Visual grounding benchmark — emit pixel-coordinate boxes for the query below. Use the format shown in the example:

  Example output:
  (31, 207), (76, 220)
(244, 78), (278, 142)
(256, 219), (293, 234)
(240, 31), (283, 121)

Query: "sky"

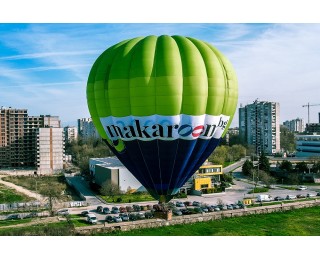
(1, 23), (320, 127)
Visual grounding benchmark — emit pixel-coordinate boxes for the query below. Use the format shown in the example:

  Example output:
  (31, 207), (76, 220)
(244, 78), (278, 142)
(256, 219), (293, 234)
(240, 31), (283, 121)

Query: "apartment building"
(64, 126), (78, 143)
(0, 107), (64, 173)
(77, 118), (99, 140)
(283, 118), (305, 133)
(239, 100), (280, 155)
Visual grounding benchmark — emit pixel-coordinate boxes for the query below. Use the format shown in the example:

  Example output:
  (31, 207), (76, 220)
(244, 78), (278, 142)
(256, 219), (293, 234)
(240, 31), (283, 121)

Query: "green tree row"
(208, 144), (247, 165)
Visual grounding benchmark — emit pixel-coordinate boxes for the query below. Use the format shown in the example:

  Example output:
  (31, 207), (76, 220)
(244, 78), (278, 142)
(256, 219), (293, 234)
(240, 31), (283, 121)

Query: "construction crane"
(302, 102), (320, 124)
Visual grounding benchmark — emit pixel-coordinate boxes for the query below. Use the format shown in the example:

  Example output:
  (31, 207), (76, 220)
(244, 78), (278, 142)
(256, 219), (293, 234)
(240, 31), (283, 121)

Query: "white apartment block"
(283, 118), (305, 133)
(239, 100), (280, 155)
(64, 126), (78, 143)
(36, 128), (65, 174)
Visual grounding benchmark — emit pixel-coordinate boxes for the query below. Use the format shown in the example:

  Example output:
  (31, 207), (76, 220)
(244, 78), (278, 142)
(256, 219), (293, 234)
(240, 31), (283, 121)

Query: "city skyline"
(1, 23), (320, 127)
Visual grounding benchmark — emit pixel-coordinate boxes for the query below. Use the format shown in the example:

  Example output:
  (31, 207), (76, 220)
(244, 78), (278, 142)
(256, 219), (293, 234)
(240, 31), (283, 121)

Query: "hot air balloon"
(87, 35), (238, 203)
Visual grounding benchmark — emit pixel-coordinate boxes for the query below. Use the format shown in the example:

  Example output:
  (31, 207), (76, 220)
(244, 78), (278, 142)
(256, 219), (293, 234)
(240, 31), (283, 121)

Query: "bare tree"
(100, 181), (121, 201)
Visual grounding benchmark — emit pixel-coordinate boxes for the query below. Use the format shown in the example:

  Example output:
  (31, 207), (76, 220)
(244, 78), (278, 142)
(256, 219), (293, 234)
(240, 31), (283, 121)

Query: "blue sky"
(1, 23), (320, 127)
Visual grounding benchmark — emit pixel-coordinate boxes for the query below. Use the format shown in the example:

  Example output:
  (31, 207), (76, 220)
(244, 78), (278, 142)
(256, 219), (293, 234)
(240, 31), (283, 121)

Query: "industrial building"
(296, 134), (320, 157)
(89, 157), (143, 192)
(239, 100), (280, 155)
(0, 106), (65, 173)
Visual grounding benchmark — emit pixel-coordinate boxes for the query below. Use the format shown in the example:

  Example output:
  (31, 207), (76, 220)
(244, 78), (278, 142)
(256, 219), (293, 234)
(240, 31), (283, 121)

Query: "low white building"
(89, 157), (143, 192)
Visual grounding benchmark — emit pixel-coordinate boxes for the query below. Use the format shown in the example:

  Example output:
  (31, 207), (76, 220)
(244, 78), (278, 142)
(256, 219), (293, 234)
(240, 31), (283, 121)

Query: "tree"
(208, 145), (228, 165)
(279, 160), (293, 172)
(242, 160), (254, 176)
(100, 181), (121, 200)
(39, 176), (64, 216)
(280, 125), (296, 153)
(295, 161), (308, 173)
(259, 151), (270, 172)
(259, 170), (276, 188)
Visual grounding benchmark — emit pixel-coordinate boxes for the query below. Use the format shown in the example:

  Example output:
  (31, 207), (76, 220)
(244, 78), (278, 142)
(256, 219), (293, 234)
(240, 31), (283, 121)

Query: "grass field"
(0, 183), (34, 203)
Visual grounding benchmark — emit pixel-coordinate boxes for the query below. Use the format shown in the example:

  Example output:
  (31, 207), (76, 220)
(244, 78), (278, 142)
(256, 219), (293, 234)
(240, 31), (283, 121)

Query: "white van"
(87, 213), (98, 224)
(256, 194), (271, 202)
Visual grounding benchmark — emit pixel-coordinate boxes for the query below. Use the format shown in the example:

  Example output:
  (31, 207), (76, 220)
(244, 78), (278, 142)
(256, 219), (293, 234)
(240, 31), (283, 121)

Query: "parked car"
(144, 211), (154, 219)
(226, 204), (234, 210)
(113, 215), (123, 223)
(231, 204), (240, 209)
(175, 201), (185, 207)
(212, 206), (221, 211)
(184, 201), (192, 206)
(25, 212), (38, 218)
(297, 194), (306, 198)
(129, 213), (138, 221)
(317, 192), (320, 196)
(119, 207), (127, 213)
(105, 215), (114, 223)
(126, 206), (134, 212)
(307, 193), (316, 198)
(96, 206), (103, 213)
(137, 212), (146, 220)
(6, 214), (21, 220)
(86, 213), (98, 224)
(207, 206), (215, 212)
(237, 203), (245, 209)
(200, 206), (209, 213)
(297, 186), (307, 190)
(274, 196), (285, 201)
(133, 204), (141, 212)
(193, 207), (203, 213)
(56, 209), (70, 216)
(103, 207), (111, 214)
(111, 206), (119, 214)
(146, 205), (153, 210)
(172, 209), (183, 216)
(81, 210), (90, 216)
(286, 195), (297, 200)
(217, 204), (227, 210)
(180, 209), (193, 215)
(192, 201), (201, 207)
(119, 213), (129, 221)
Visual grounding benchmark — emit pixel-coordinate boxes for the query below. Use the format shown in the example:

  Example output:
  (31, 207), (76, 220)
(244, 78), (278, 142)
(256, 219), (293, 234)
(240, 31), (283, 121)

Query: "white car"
(297, 186), (307, 190)
(86, 213), (98, 224)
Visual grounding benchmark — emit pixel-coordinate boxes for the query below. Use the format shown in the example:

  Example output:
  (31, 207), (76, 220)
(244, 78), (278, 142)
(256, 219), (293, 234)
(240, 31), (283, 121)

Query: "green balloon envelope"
(87, 35), (238, 202)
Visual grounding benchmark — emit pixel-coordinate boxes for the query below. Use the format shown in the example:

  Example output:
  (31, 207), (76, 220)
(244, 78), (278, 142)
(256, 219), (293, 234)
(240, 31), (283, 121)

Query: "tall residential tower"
(239, 100), (280, 155)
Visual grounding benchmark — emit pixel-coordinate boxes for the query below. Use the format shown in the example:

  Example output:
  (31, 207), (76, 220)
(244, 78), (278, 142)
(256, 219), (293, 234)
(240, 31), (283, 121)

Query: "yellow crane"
(302, 103), (320, 124)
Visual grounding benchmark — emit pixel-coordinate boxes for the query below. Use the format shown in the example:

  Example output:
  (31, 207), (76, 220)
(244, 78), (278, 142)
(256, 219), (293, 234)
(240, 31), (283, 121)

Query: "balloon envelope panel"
(87, 35), (238, 202)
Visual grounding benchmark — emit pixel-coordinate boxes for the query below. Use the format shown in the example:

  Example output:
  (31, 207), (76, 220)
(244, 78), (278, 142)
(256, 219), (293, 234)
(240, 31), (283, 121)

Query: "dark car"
(237, 203), (245, 209)
(133, 204), (141, 212)
(105, 215), (114, 223)
(231, 204), (240, 209)
(97, 206), (103, 213)
(207, 206), (215, 212)
(184, 201), (193, 206)
(193, 207), (203, 213)
(317, 192), (320, 196)
(6, 214), (21, 220)
(172, 209), (183, 216)
(145, 211), (154, 219)
(175, 201), (185, 207)
(103, 207), (111, 214)
(274, 196), (285, 201)
(81, 210), (90, 216)
(180, 209), (193, 215)
(297, 194), (306, 198)
(25, 212), (38, 218)
(140, 205), (148, 211)
(111, 206), (119, 214)
(119, 213), (129, 221)
(200, 206), (209, 213)
(192, 201), (201, 207)
(129, 213), (138, 221)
